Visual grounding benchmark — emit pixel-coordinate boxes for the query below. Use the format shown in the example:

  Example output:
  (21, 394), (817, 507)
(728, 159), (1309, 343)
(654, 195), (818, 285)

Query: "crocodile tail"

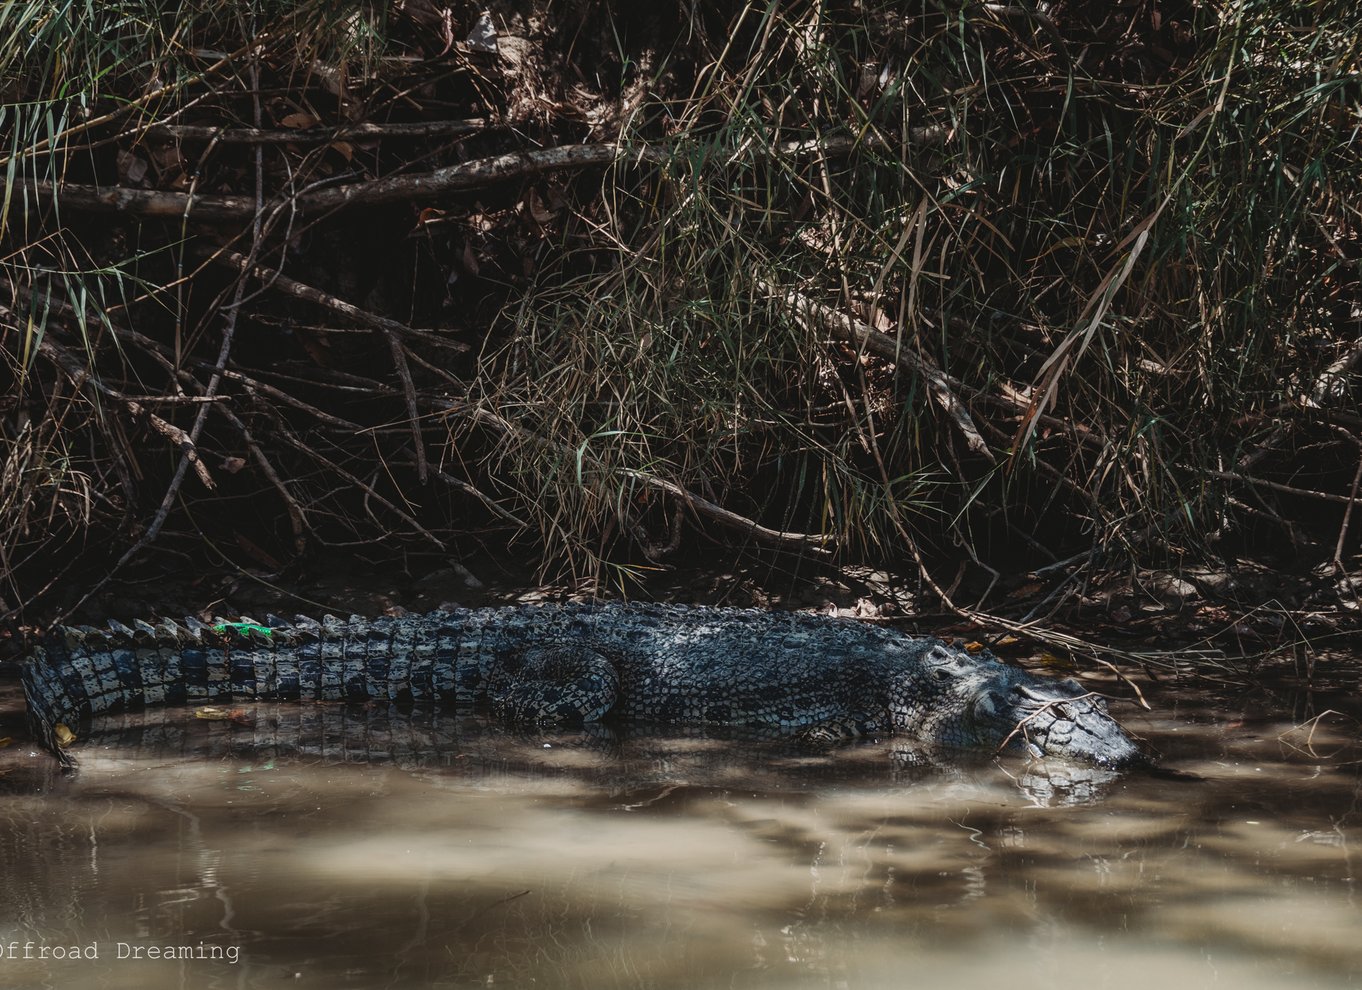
(21, 657), (76, 770)
(21, 616), (309, 768)
(21, 612), (476, 767)
(24, 618), (234, 763)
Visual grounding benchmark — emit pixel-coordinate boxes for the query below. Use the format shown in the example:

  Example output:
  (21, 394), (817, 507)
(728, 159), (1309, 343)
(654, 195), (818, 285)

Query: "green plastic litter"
(211, 621), (274, 637)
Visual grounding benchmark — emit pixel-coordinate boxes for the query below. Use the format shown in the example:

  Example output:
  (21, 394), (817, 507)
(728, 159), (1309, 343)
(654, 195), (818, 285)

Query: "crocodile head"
(892, 642), (1145, 769)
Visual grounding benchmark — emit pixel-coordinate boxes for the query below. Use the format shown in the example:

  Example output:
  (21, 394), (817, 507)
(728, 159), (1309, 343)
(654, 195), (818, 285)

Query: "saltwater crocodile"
(20, 603), (1144, 769)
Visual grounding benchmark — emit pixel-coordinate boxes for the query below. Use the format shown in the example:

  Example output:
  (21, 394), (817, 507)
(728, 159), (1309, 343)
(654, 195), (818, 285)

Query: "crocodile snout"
(975, 680), (1146, 769)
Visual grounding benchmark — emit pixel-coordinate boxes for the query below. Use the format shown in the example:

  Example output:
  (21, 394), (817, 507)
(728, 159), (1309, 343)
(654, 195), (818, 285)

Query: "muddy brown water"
(1, 672), (1360, 990)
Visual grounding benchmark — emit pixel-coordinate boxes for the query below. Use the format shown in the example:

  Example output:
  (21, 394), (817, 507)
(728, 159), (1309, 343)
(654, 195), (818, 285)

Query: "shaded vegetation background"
(1, 0), (1359, 638)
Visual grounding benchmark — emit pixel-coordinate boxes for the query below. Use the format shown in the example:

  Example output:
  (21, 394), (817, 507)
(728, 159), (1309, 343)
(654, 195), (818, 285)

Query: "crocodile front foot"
(488, 643), (620, 725)
(796, 710), (891, 750)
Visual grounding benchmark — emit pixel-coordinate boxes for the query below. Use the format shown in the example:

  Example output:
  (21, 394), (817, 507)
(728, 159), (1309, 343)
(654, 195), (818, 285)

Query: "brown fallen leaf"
(54, 724), (77, 747)
(417, 206), (447, 227)
(279, 111), (319, 129)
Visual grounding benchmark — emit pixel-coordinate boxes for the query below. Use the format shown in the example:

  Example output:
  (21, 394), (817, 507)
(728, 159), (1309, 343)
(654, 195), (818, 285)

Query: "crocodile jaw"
(970, 678), (1145, 769)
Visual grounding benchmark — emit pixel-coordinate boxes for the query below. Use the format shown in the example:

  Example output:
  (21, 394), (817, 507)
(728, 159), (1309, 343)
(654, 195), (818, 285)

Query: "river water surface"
(1, 669), (1360, 990)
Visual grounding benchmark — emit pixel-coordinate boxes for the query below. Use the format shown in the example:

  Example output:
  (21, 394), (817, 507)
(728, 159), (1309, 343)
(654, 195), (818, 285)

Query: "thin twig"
(1199, 467), (1358, 505)
(992, 694), (1101, 758)
(35, 339), (217, 490)
(620, 469), (834, 552)
(110, 321), (368, 431)
(212, 404), (310, 554)
(762, 280), (993, 460)
(1332, 437), (1362, 572)
(385, 332), (428, 482)
(197, 246), (467, 348)
(144, 117), (491, 145)
(273, 430), (480, 588)
(428, 469), (529, 528)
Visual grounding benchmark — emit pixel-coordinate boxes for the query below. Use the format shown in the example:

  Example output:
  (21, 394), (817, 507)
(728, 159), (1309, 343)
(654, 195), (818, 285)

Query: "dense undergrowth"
(0, 0), (1359, 624)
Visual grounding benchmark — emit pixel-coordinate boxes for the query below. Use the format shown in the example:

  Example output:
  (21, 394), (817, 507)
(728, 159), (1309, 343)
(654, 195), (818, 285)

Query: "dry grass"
(1, 0), (1359, 617)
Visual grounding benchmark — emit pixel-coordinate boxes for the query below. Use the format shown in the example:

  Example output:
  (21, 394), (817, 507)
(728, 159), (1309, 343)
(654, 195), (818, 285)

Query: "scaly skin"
(21, 603), (1145, 769)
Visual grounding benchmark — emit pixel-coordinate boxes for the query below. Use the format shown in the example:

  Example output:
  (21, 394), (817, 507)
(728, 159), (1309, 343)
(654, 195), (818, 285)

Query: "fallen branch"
(124, 401), (217, 490)
(14, 144), (663, 221)
(1200, 467), (1359, 506)
(195, 245), (469, 348)
(620, 470), (834, 553)
(12, 131), (943, 221)
(145, 117), (491, 145)
(111, 320), (367, 431)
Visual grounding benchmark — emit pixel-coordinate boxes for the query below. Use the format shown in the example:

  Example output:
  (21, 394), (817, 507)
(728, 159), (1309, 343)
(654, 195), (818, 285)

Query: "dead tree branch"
(197, 246), (469, 348)
(10, 132), (945, 221)
(145, 117), (491, 145)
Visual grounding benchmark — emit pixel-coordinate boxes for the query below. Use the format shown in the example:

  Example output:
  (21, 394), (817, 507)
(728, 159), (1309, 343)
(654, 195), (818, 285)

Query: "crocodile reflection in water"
(61, 702), (1127, 808)
(21, 603), (1145, 770)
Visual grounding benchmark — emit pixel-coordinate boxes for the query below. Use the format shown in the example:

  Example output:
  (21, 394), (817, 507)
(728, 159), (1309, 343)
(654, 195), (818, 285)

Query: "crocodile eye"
(933, 668), (953, 681)
(978, 690), (1004, 715)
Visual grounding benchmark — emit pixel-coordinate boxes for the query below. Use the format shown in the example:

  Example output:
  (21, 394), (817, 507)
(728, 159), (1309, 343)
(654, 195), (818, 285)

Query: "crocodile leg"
(796, 709), (892, 748)
(487, 643), (619, 724)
